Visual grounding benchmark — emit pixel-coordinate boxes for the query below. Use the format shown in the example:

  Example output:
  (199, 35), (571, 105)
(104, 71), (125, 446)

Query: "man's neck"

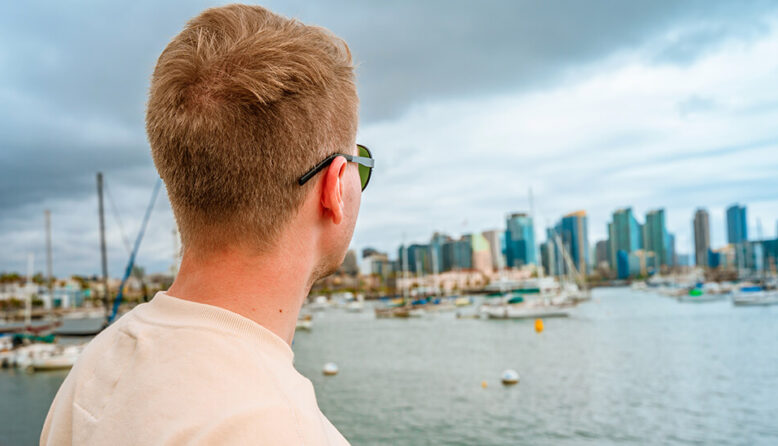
(167, 241), (315, 345)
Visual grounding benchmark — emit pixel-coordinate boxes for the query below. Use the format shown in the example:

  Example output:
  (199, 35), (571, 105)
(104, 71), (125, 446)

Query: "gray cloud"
(2, 0), (778, 274)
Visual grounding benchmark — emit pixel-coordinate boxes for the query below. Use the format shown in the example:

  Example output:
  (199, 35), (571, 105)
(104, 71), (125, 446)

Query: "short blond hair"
(146, 4), (358, 250)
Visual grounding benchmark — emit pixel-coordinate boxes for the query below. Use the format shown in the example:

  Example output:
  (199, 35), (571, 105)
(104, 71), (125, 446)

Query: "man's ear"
(320, 156), (348, 225)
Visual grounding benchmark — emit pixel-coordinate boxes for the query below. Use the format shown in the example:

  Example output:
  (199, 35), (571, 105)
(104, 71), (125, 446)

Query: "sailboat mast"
(97, 173), (110, 316)
(430, 243), (440, 296)
(401, 235), (409, 305)
(26, 253), (34, 327)
(45, 210), (53, 306)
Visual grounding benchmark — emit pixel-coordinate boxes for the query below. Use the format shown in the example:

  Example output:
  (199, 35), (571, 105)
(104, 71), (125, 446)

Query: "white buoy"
(501, 369), (519, 385)
(322, 362), (339, 376)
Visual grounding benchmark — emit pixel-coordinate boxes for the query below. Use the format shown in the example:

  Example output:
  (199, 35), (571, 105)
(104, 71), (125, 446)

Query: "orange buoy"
(534, 318), (544, 333)
(481, 380), (488, 389)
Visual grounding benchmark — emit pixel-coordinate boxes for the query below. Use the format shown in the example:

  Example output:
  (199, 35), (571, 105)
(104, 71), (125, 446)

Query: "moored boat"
(731, 286), (778, 306)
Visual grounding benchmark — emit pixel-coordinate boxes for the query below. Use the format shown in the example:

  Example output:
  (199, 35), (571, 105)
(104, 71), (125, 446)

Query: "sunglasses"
(297, 144), (374, 191)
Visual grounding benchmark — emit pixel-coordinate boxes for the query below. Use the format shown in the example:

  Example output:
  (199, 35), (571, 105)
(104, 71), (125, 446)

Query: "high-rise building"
(470, 233), (493, 273)
(482, 229), (506, 270)
(442, 237), (473, 271)
(553, 210), (590, 276)
(398, 244), (432, 275)
(540, 239), (557, 276)
(644, 209), (669, 267)
(429, 232), (451, 273)
(594, 240), (610, 269)
(726, 204), (748, 244)
(504, 213), (536, 268)
(608, 207), (641, 278)
(693, 208), (710, 267)
(666, 233), (676, 267)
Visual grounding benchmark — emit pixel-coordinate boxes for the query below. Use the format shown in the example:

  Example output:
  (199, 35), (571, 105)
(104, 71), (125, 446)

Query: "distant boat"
(17, 344), (83, 373)
(678, 287), (725, 303)
(480, 295), (570, 320)
(731, 286), (778, 306)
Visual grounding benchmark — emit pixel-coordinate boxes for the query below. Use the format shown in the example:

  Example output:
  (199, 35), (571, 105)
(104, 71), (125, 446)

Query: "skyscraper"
(442, 237), (473, 271)
(555, 210), (590, 276)
(429, 232), (451, 273)
(644, 209), (668, 266)
(540, 239), (557, 276)
(470, 233), (493, 273)
(482, 229), (506, 270)
(726, 204), (748, 244)
(608, 207), (641, 278)
(397, 244), (433, 275)
(504, 213), (536, 268)
(595, 240), (609, 268)
(693, 208), (710, 267)
(666, 233), (676, 267)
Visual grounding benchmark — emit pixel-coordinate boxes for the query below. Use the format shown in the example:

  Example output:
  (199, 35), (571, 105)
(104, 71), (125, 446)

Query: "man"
(41, 4), (373, 445)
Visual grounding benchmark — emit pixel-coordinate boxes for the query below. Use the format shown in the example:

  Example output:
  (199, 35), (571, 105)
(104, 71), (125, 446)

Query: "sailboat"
(55, 174), (162, 336)
(731, 286), (778, 306)
(481, 194), (587, 320)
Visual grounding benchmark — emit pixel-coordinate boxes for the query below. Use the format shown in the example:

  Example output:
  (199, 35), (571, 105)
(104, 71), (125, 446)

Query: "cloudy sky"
(2, 0), (778, 277)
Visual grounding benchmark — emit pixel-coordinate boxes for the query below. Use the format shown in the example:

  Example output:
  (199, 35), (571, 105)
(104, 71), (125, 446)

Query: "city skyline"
(386, 201), (775, 276)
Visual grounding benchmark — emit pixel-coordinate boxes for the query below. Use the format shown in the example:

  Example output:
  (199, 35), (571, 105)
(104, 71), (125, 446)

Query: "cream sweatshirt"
(41, 292), (349, 445)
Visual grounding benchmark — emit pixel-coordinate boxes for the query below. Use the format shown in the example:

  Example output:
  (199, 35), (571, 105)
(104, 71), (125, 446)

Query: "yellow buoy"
(481, 380), (488, 389)
(535, 318), (544, 333)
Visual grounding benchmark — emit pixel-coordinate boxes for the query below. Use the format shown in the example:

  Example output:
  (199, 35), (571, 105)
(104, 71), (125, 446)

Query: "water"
(2, 288), (777, 445)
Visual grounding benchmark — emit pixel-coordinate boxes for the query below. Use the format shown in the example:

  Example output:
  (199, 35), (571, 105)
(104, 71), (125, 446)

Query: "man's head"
(146, 4), (360, 274)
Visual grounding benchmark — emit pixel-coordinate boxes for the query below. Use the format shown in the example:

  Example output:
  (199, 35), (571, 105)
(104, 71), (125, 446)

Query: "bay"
(2, 288), (777, 445)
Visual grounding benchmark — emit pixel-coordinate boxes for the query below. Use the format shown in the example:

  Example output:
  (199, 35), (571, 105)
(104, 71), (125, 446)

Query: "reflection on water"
(2, 288), (777, 445)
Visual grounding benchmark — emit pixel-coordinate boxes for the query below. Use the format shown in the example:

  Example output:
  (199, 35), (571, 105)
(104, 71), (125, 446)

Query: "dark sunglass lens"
(357, 145), (372, 190)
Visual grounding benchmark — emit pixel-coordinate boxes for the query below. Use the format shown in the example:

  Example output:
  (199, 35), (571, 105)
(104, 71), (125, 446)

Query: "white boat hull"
(481, 305), (569, 320)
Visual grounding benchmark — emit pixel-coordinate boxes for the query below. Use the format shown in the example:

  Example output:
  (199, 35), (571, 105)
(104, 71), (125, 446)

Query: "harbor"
(2, 287), (777, 445)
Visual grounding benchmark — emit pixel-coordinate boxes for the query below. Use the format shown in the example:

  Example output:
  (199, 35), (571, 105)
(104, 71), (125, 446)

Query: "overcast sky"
(2, 1), (778, 277)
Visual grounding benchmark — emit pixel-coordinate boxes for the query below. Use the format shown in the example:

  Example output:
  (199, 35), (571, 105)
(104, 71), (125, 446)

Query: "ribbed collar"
(136, 291), (294, 363)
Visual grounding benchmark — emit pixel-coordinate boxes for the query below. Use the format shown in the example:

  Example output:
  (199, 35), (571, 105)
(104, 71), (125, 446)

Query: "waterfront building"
(482, 229), (506, 270)
(608, 207), (641, 278)
(540, 239), (557, 277)
(360, 251), (394, 278)
(628, 250), (657, 277)
(644, 209), (669, 267)
(595, 240), (610, 269)
(709, 244), (736, 270)
(693, 209), (711, 267)
(557, 210), (590, 276)
(504, 212), (536, 268)
(666, 233), (676, 267)
(398, 244), (432, 275)
(429, 232), (451, 273)
(470, 232), (493, 274)
(442, 237), (473, 271)
(726, 204), (748, 244)
(762, 238), (778, 272)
